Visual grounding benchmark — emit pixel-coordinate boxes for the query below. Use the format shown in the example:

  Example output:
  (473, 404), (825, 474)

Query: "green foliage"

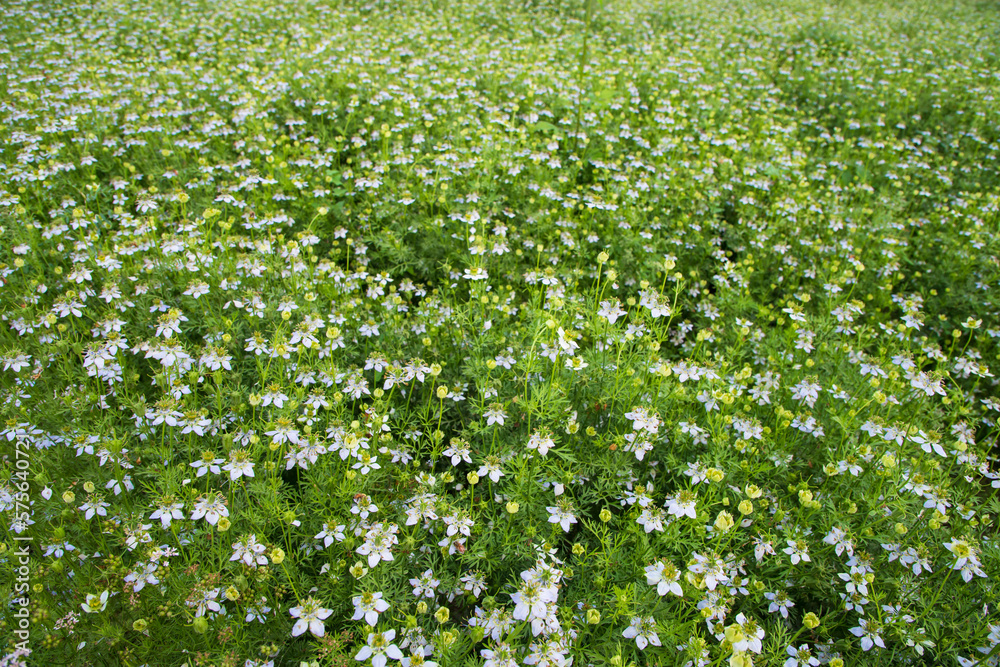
(0, 0), (999, 666)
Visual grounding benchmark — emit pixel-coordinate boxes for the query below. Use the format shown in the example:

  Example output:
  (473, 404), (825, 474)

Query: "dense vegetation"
(1, 0), (999, 665)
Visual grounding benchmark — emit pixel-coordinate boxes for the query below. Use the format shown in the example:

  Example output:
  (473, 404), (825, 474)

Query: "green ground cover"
(1, 0), (999, 665)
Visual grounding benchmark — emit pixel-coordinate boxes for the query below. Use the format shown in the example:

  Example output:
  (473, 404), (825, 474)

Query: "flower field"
(2, 0), (1000, 665)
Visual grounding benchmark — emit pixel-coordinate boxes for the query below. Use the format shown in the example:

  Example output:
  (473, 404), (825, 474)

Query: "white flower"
(790, 379), (822, 408)
(150, 501), (184, 529)
(510, 579), (559, 637)
(526, 430), (554, 456)
(442, 440), (472, 466)
(644, 561), (683, 597)
(245, 598), (272, 623)
(222, 449), (255, 481)
(190, 454), (224, 477)
(264, 421), (300, 446)
(356, 522), (399, 568)
(231, 535), (269, 568)
(624, 406), (661, 434)
(622, 615), (661, 650)
(290, 597), (333, 638)
(784, 644), (820, 667)
(124, 562), (160, 592)
(481, 643), (518, 667)
(191, 493), (229, 525)
(822, 526), (854, 558)
(597, 299), (626, 324)
(546, 500), (578, 533)
(483, 405), (507, 426)
(315, 523), (346, 548)
(783, 539), (811, 565)
(355, 629), (404, 667)
(725, 614), (765, 654)
(399, 647), (438, 667)
(351, 494), (379, 519)
(81, 590), (109, 613)
(2, 353), (33, 373)
(409, 570), (441, 599)
(477, 457), (505, 483)
(461, 572), (487, 598)
(352, 591), (390, 626)
(188, 587), (222, 617)
(687, 552), (729, 591)
(849, 618), (885, 651)
(636, 507), (666, 533)
(765, 590), (795, 618)
(664, 490), (698, 520)
(944, 537), (987, 582)
(79, 498), (110, 520)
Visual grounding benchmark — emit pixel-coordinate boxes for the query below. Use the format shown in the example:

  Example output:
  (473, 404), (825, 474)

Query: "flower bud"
(192, 616), (209, 634)
(599, 508), (612, 523)
(802, 612), (820, 629)
(724, 624), (745, 645)
(714, 511), (734, 533)
(435, 606), (450, 623)
(270, 547), (285, 565)
(505, 501), (519, 514)
(729, 653), (752, 667)
(586, 608), (601, 625)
